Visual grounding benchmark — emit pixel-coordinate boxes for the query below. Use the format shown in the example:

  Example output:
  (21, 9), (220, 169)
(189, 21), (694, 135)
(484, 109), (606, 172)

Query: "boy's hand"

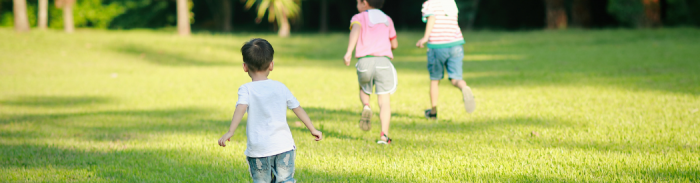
(218, 132), (234, 147)
(310, 130), (323, 141)
(343, 52), (352, 66)
(416, 37), (429, 48)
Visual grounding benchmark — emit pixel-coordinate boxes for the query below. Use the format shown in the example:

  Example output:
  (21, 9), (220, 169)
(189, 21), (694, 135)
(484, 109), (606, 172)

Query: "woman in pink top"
(343, 0), (398, 144)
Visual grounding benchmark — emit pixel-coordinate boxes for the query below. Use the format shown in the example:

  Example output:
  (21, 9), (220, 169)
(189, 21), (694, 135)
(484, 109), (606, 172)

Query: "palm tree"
(243, 0), (300, 37)
(13, 0), (30, 32)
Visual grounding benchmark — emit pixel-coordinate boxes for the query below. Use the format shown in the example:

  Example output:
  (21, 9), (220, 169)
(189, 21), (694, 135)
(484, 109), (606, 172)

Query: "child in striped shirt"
(415, 0), (476, 119)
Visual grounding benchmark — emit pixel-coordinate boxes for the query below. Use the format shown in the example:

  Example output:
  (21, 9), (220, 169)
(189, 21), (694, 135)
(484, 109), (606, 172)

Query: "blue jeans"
(247, 150), (296, 183)
(427, 45), (464, 80)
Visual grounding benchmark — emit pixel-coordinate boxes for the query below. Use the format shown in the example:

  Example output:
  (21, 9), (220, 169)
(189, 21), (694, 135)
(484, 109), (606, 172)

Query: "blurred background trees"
(176, 0), (190, 36)
(37, 0), (46, 29)
(1, 0), (698, 34)
(55, 0), (75, 33)
(12, 0), (29, 32)
(571, 0), (591, 28)
(545, 0), (568, 29)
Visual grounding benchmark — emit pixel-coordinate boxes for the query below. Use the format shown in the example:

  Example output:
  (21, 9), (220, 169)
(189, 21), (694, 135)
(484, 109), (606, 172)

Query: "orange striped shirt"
(422, 0), (465, 48)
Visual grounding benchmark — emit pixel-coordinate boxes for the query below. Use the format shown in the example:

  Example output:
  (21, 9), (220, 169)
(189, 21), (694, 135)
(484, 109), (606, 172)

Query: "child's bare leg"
(450, 79), (467, 89)
(377, 94), (391, 139)
(429, 80), (440, 114)
(359, 89), (370, 106)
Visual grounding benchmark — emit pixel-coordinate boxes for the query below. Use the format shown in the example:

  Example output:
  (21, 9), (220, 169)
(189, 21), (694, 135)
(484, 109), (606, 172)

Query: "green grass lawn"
(1, 28), (699, 182)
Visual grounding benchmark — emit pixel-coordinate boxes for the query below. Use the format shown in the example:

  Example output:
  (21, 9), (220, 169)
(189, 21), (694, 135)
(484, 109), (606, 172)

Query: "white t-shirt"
(236, 79), (300, 157)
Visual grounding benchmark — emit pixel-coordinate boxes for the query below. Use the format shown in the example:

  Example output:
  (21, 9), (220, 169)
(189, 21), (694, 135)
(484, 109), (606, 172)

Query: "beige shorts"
(356, 57), (397, 95)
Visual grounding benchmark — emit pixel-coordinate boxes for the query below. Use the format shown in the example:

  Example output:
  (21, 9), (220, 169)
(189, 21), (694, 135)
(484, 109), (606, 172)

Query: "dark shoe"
(424, 109), (437, 119)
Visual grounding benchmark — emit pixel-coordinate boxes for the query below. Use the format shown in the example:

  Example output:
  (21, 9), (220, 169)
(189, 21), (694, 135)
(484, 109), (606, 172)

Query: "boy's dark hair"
(241, 38), (274, 72)
(363, 0), (384, 9)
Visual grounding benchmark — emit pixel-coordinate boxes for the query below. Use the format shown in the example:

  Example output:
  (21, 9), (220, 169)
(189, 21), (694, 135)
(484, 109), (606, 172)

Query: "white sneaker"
(462, 86), (476, 113)
(360, 105), (372, 131)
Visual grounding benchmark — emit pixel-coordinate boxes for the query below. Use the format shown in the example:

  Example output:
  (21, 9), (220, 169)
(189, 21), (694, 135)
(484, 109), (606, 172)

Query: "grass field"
(1, 28), (699, 182)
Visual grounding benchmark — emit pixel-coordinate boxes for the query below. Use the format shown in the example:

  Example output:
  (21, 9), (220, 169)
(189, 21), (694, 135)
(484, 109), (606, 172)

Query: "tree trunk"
(177, 0), (191, 36)
(279, 17), (290, 37)
(465, 0), (480, 31)
(544, 0), (567, 29)
(39, 0), (49, 30)
(320, 0), (328, 33)
(641, 0), (661, 27)
(13, 0), (30, 32)
(62, 1), (74, 33)
(222, 0), (232, 31)
(572, 0), (591, 28)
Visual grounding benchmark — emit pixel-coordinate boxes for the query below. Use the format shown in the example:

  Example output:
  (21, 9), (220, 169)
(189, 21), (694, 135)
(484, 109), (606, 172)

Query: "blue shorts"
(247, 150), (296, 183)
(427, 45), (464, 80)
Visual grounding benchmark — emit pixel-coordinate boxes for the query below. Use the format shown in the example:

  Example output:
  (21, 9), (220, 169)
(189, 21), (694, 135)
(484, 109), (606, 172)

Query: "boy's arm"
(343, 24), (361, 66)
(218, 104), (248, 147)
(416, 15), (436, 48)
(291, 107), (323, 141)
(391, 38), (398, 50)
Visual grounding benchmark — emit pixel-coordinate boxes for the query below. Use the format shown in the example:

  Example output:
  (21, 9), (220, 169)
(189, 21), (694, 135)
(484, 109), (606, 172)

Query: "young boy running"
(218, 38), (322, 182)
(343, 0), (398, 144)
(415, 0), (476, 119)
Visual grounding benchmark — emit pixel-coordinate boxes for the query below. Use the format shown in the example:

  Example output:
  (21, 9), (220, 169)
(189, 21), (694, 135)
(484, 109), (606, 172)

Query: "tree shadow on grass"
(390, 53), (700, 95)
(2, 143), (695, 182)
(0, 107), (225, 142)
(1, 103), (696, 182)
(468, 168), (699, 182)
(0, 96), (112, 107)
(291, 107), (698, 155)
(539, 139), (700, 154)
(0, 144), (408, 182)
(112, 43), (235, 66)
(291, 107), (571, 143)
(624, 167), (700, 182)
(301, 107), (414, 121)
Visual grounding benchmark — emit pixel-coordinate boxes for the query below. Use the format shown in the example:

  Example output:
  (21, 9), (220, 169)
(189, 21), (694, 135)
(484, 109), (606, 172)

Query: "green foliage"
(0, 1), (37, 27)
(0, 28), (699, 182)
(73, 0), (126, 28)
(607, 0), (644, 27)
(608, 0), (700, 27)
(0, 12), (12, 27)
(664, 0), (700, 26)
(48, 4), (64, 29)
(0, 0), (125, 29)
(26, 3), (37, 26)
(107, 0), (176, 29)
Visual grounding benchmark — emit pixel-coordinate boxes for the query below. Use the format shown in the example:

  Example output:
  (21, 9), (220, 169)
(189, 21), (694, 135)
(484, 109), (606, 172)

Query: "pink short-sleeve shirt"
(350, 10), (397, 59)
